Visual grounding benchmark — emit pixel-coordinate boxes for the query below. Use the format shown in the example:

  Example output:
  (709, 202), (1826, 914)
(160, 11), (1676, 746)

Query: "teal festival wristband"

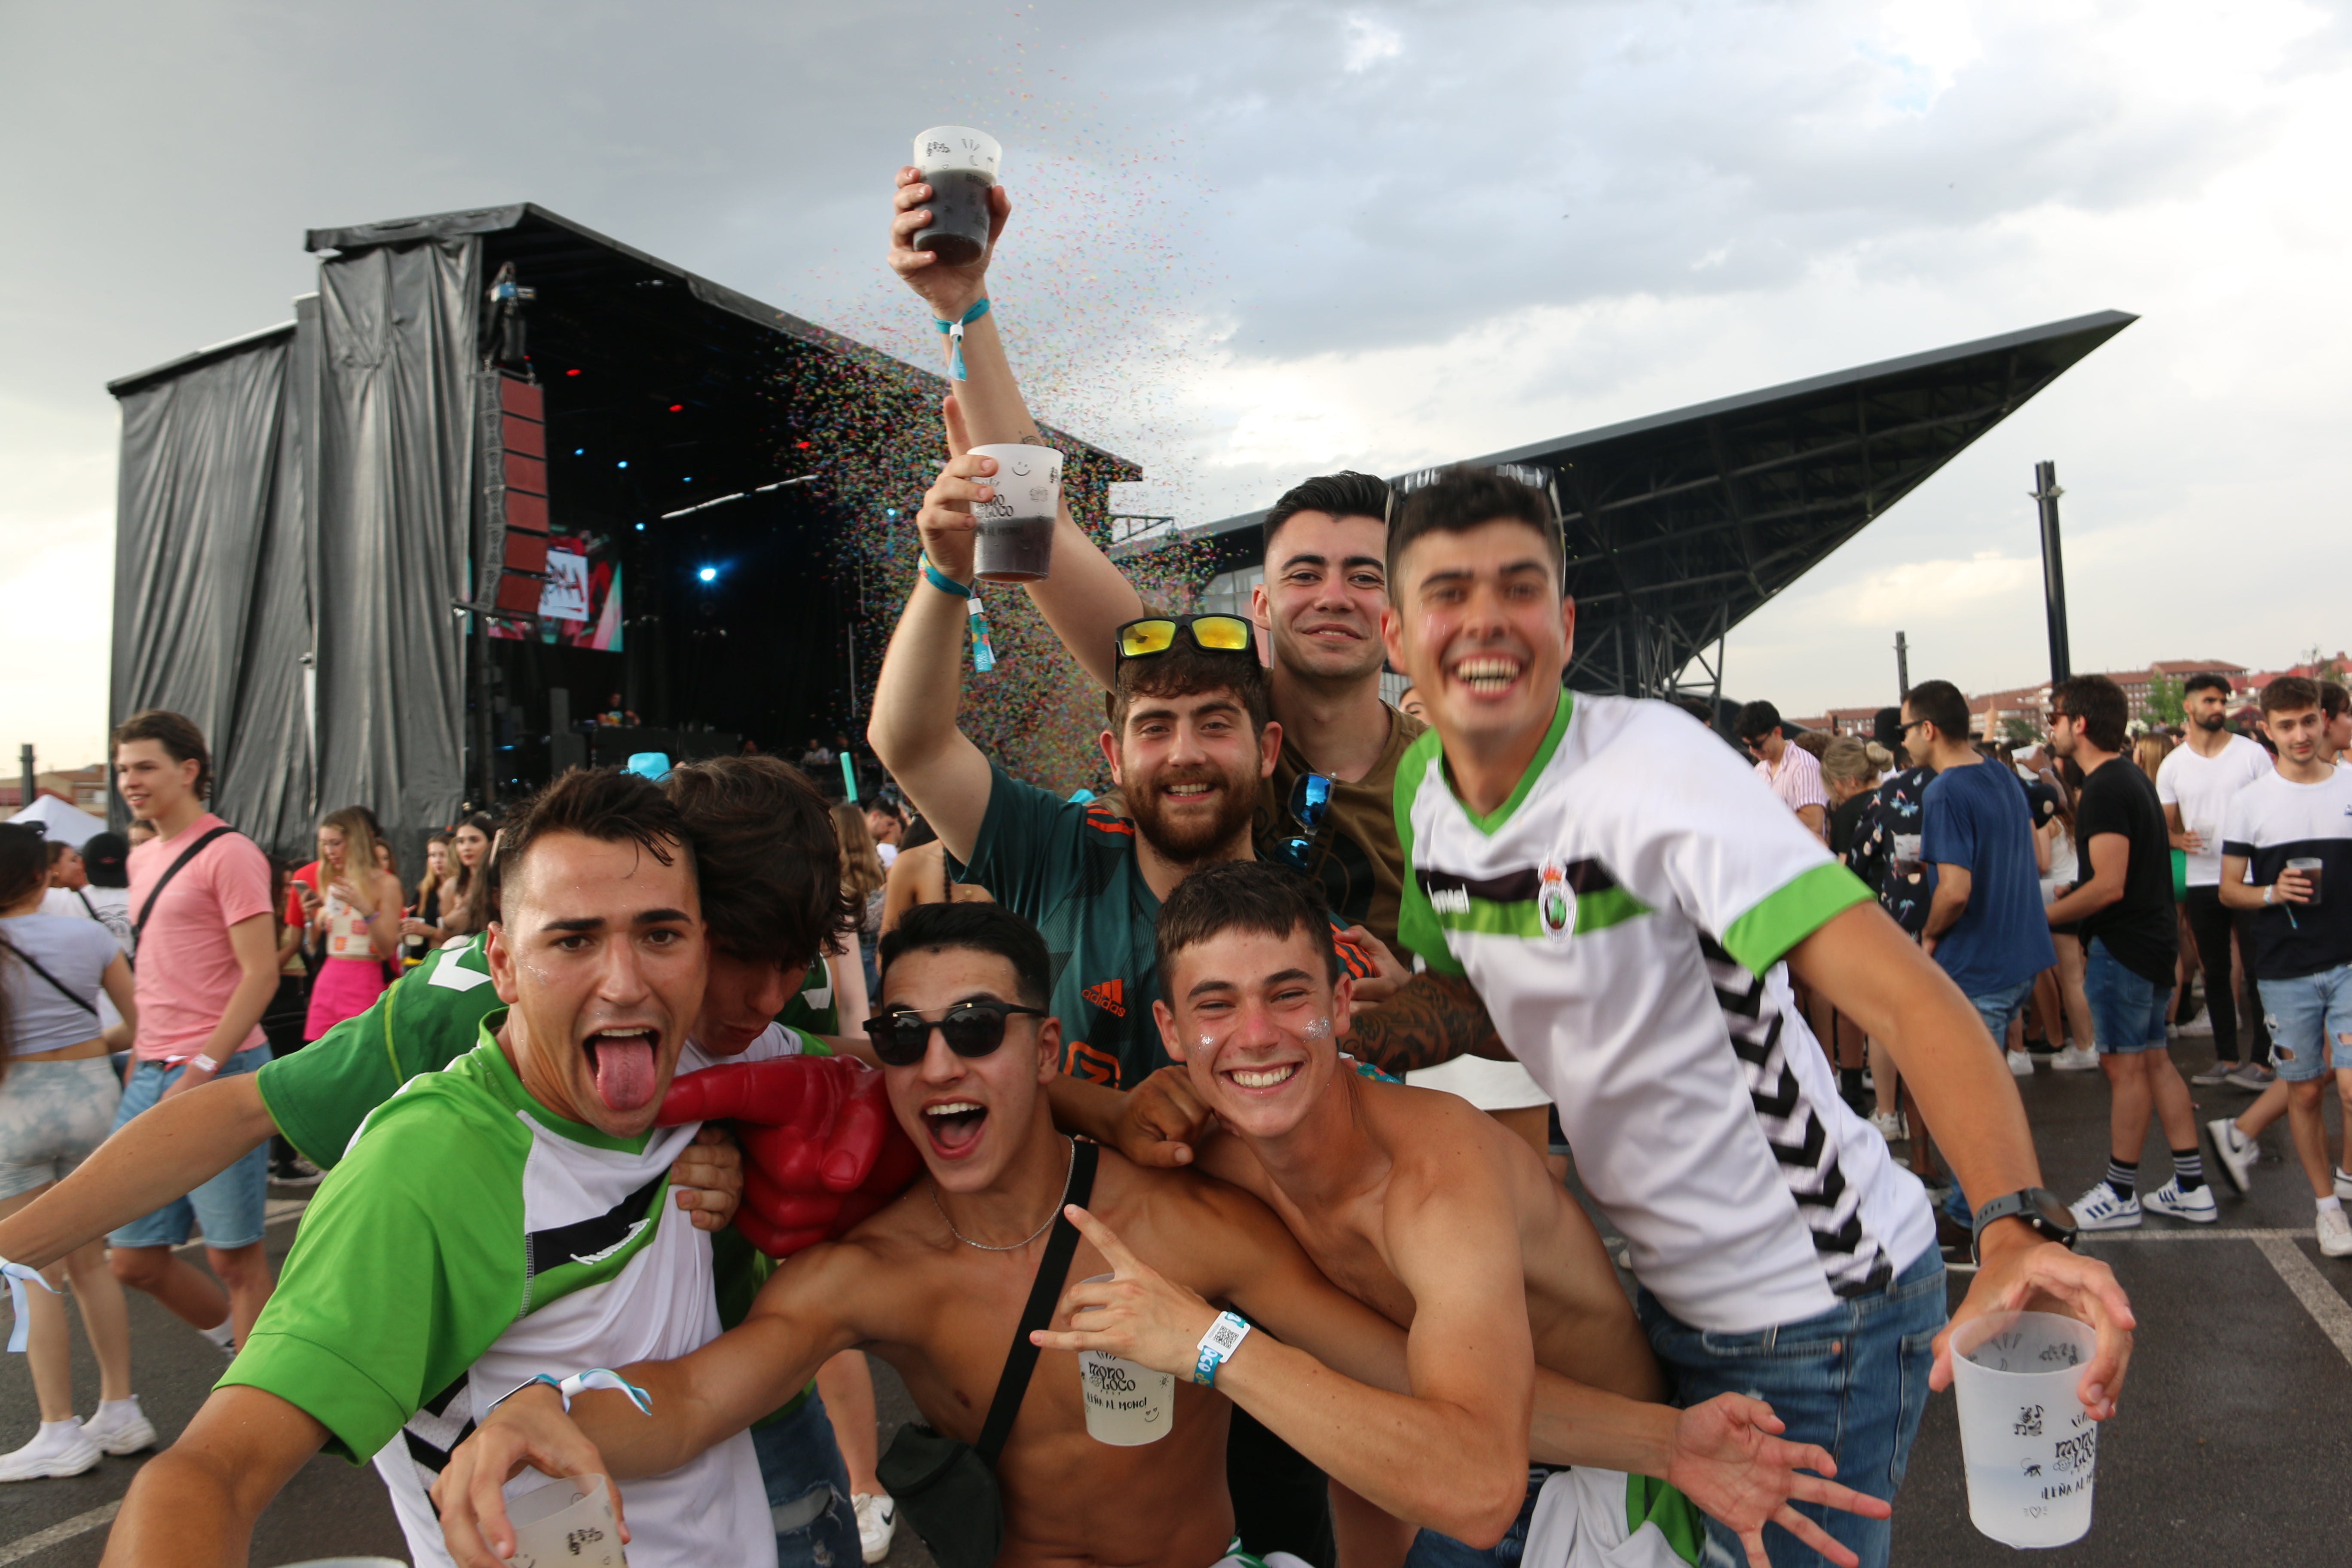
(920, 555), (973, 598)
(932, 298), (991, 381)
(1192, 1311), (1252, 1387)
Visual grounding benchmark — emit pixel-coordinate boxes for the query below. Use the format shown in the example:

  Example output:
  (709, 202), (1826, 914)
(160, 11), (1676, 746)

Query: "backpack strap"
(975, 1139), (1099, 1466)
(0, 935), (99, 1016)
(132, 825), (239, 947)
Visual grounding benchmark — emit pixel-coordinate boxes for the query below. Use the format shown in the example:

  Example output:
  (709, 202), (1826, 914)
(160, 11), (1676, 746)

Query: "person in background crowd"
(863, 800), (905, 870)
(1848, 707), (1942, 1182)
(43, 833), (132, 1038)
(299, 808), (404, 1047)
(1792, 729), (1833, 763)
(106, 709), (280, 1352)
(1821, 737), (1885, 1121)
(437, 813), (497, 941)
(2037, 760), (2101, 1073)
(0, 822), (153, 1479)
(260, 860), (315, 1185)
(398, 832), (452, 964)
(2127, 731), (2201, 1022)
(1397, 683), (1430, 723)
(831, 802), (888, 1001)
(877, 820), (994, 936)
(597, 690), (640, 726)
(1738, 701), (1829, 840)
(2044, 677), (2206, 1228)
(2321, 681), (2349, 765)
(2160, 674), (2277, 1091)
(44, 841), (83, 898)
(2203, 677), (2352, 1255)
(126, 820), (156, 848)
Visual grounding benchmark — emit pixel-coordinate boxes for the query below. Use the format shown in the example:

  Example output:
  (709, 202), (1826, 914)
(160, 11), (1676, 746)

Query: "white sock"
(94, 1397), (141, 1419)
(2319, 1196), (2343, 1216)
(199, 1316), (234, 1349)
(38, 1419), (81, 1438)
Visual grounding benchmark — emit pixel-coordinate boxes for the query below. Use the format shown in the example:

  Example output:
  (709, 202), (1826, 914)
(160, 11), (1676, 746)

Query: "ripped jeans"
(754, 1387), (860, 1568)
(2257, 964), (2352, 1083)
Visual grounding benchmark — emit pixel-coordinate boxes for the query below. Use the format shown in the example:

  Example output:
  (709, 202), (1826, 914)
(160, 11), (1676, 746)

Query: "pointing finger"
(1063, 1204), (1145, 1274)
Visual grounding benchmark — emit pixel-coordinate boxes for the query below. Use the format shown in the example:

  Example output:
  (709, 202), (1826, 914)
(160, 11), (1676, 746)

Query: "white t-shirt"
(40, 886), (132, 1030)
(1396, 693), (1935, 1332)
(877, 842), (899, 870)
(2157, 734), (2272, 887)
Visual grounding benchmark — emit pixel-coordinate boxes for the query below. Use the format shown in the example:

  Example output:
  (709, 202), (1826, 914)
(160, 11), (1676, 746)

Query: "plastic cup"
(2288, 857), (2323, 906)
(505, 1472), (627, 1567)
(912, 126), (1002, 266)
(1950, 1311), (2098, 1548)
(968, 443), (1062, 583)
(1892, 833), (1924, 882)
(1074, 1274), (1174, 1446)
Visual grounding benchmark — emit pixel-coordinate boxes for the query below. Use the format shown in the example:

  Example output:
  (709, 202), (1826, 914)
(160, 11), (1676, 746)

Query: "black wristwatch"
(1971, 1188), (2079, 1264)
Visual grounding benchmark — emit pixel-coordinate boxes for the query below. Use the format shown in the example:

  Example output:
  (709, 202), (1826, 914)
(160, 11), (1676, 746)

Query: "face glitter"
(1299, 1017), (1332, 1041)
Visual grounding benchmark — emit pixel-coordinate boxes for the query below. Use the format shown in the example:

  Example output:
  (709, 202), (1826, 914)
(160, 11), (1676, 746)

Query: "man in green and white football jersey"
(101, 769), (791, 1568)
(1370, 468), (2137, 1568)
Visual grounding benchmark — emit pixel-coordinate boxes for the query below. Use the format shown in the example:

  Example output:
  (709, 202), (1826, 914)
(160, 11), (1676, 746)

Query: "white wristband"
(1193, 1311), (1252, 1387)
(489, 1369), (653, 1416)
(190, 1054), (221, 1074)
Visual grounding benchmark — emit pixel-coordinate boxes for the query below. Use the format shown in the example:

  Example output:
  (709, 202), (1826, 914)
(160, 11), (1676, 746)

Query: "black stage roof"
(1153, 309), (2134, 697)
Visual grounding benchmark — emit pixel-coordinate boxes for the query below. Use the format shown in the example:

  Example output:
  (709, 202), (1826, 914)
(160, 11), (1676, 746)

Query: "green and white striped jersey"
(1396, 692), (1935, 1332)
(224, 1024), (775, 1568)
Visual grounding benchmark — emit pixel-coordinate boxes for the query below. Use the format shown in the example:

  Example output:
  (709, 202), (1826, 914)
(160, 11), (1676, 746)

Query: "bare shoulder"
(1361, 1081), (1537, 1232)
(1090, 1145), (1292, 1259)
(754, 1183), (949, 1329)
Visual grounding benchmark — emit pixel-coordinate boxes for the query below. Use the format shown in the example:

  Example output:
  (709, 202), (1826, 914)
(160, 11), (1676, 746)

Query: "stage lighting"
(618, 461), (629, 469)
(698, 566), (718, 583)
(566, 368), (582, 377)
(669, 404), (683, 412)
(636, 523), (646, 531)
(574, 447), (584, 456)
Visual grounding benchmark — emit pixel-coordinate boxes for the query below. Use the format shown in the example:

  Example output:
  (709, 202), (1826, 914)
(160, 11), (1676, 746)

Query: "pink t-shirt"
(1755, 744), (1831, 816)
(126, 812), (274, 1061)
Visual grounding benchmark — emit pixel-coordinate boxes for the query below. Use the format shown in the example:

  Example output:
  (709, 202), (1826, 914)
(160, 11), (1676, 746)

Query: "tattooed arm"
(1341, 973), (1509, 1075)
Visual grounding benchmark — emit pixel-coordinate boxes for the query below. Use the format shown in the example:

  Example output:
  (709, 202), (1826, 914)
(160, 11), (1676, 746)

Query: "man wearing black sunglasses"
(433, 903), (1609, 1568)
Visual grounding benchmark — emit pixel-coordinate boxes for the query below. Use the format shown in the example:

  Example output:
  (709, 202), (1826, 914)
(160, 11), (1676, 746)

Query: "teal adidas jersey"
(1396, 692), (1931, 1333)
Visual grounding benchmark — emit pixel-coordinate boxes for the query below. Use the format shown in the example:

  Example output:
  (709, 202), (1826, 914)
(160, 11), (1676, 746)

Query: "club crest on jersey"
(1537, 859), (1574, 937)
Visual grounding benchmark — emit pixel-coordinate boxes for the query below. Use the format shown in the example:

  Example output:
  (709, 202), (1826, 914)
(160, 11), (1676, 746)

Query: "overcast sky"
(5, 0), (2346, 767)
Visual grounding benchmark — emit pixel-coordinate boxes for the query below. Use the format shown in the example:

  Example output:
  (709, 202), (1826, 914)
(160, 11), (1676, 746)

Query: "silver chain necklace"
(931, 1136), (1075, 1252)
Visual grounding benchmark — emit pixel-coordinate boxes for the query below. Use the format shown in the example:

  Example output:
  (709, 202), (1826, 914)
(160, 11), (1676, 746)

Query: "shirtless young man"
(1065, 861), (1881, 1568)
(435, 902), (1593, 1568)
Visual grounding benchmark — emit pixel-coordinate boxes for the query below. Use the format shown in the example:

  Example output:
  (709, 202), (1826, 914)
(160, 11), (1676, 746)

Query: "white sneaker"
(2207, 1118), (2259, 1197)
(2320, 1207), (2352, 1258)
(1870, 1110), (1907, 1142)
(0, 1420), (102, 1482)
(2051, 1045), (2101, 1072)
(2144, 1177), (2217, 1223)
(855, 1492), (897, 1565)
(2070, 1182), (2142, 1230)
(81, 1397), (156, 1456)
(2336, 1170), (2352, 1204)
(2007, 1050), (2035, 1077)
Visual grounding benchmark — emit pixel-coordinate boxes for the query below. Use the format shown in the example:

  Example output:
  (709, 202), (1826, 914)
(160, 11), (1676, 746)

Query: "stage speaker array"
(490, 374), (551, 615)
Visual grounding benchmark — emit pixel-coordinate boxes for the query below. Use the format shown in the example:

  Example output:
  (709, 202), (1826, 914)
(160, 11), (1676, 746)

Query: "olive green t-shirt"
(1253, 703), (1427, 953)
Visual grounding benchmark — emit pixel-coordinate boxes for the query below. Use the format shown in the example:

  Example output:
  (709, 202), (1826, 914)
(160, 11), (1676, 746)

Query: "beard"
(1126, 760), (1262, 866)
(2194, 708), (2226, 732)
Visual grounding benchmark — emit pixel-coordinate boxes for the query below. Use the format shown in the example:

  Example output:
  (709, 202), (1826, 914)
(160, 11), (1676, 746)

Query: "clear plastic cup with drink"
(1892, 833), (1925, 882)
(969, 443), (1061, 583)
(1951, 1311), (2099, 1548)
(505, 1472), (627, 1567)
(912, 126), (1001, 266)
(2287, 857), (2324, 906)
(1074, 1274), (1174, 1446)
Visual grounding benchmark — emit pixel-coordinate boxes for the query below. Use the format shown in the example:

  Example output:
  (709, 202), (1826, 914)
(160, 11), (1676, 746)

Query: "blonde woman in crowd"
(300, 808), (404, 1043)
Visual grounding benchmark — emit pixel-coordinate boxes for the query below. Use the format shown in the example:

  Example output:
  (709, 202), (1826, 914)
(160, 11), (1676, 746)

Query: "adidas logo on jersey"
(1082, 979), (1126, 1017)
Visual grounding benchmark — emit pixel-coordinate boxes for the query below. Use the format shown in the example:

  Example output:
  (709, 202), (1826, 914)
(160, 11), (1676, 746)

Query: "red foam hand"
(660, 1057), (923, 1259)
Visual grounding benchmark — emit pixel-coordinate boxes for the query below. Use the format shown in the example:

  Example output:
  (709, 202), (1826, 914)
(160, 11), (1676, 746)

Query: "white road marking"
(0, 1501), (121, 1565)
(2255, 1235), (2352, 1370)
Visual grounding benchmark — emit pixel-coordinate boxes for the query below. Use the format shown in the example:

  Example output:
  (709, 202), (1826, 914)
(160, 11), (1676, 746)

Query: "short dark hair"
(1387, 467), (1563, 592)
(2182, 672), (2234, 699)
(2260, 675), (2321, 716)
(1106, 638), (1271, 738)
(667, 755), (851, 972)
(1669, 695), (1716, 729)
(877, 901), (1050, 1009)
(1734, 701), (1782, 742)
(1262, 472), (1393, 561)
(45, 840), (71, 869)
(1904, 680), (1971, 742)
(2319, 681), (2347, 721)
(491, 768), (693, 919)
(0, 824), (47, 912)
(111, 709), (212, 801)
(2051, 674), (2129, 753)
(1155, 860), (1338, 988)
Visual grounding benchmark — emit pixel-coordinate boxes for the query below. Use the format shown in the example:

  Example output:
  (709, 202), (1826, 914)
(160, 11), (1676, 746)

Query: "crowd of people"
(34, 162), (2352, 1568)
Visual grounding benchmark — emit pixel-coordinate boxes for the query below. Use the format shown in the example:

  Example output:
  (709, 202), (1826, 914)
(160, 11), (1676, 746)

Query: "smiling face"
(113, 738), (198, 824)
(486, 829), (706, 1137)
(1154, 922), (1351, 1142)
(1253, 511), (1391, 686)
(1102, 686), (1279, 866)
(1381, 518), (1573, 756)
(876, 944), (1060, 1194)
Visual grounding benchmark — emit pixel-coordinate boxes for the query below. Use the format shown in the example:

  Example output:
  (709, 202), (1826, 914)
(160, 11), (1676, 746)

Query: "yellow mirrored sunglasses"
(1113, 614), (1256, 668)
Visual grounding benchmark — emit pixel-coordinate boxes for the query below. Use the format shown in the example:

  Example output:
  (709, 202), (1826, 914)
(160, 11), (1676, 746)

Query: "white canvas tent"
(9, 795), (110, 848)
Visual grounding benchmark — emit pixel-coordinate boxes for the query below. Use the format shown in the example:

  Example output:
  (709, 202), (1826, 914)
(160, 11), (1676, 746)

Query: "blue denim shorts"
(1638, 1248), (1947, 1568)
(2084, 939), (2171, 1056)
(107, 1045), (273, 1249)
(1967, 977), (2037, 1047)
(2258, 965), (2352, 1084)
(753, 1386), (858, 1568)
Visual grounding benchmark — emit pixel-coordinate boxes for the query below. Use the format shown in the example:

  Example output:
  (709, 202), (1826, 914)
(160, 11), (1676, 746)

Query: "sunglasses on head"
(1113, 614), (1255, 671)
(861, 999), (1049, 1067)
(1266, 772), (1335, 872)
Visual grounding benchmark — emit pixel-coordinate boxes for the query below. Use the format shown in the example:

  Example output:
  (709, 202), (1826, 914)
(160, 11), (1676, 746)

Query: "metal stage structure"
(1149, 309), (2135, 709)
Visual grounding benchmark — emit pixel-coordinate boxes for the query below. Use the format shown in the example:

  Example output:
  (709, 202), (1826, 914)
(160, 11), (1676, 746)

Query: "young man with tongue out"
(101, 769), (780, 1568)
(1365, 467), (2137, 1568)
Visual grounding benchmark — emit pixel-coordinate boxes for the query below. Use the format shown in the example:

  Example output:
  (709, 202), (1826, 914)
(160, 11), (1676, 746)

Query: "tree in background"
(2145, 670), (2187, 725)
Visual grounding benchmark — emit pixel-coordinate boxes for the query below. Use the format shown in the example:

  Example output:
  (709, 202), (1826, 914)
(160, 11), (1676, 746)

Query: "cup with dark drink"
(1893, 833), (1925, 883)
(2286, 857), (2324, 906)
(970, 443), (1061, 582)
(912, 125), (1001, 266)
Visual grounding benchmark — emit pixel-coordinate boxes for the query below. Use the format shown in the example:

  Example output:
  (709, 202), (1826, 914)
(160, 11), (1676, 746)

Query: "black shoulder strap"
(0, 935), (99, 1016)
(132, 825), (238, 947)
(975, 1139), (1099, 1466)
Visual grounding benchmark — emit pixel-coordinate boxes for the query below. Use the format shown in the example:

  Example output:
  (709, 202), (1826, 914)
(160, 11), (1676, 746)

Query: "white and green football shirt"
(223, 1024), (776, 1568)
(1396, 692), (1936, 1333)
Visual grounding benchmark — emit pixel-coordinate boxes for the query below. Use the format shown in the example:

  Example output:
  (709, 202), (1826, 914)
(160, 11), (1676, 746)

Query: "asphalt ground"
(5, 1027), (2347, 1566)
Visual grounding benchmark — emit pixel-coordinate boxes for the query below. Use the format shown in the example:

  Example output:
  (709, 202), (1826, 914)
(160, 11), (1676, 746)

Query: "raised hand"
(915, 393), (994, 582)
(888, 165), (1009, 318)
(658, 1057), (924, 1257)
(1031, 1205), (1219, 1378)
(1665, 1393), (1889, 1568)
